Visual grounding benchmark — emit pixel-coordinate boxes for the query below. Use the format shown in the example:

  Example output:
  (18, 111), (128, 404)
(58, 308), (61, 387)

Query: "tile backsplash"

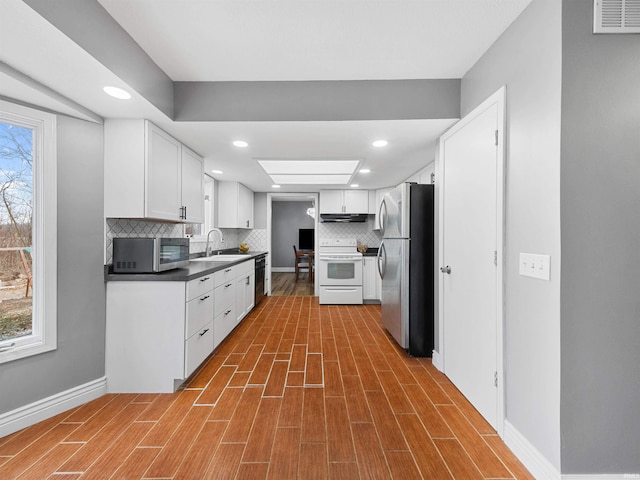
(105, 218), (268, 264)
(318, 216), (382, 248)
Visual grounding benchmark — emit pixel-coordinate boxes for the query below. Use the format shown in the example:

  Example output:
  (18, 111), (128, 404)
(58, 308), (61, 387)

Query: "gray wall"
(271, 202), (314, 268)
(253, 193), (267, 230)
(560, 0), (640, 473)
(0, 114), (106, 413)
(461, 0), (562, 469)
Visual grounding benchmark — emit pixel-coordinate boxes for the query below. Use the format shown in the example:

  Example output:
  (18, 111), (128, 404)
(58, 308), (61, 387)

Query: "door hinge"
(495, 130), (499, 146)
(494, 250), (498, 266)
(494, 371), (498, 387)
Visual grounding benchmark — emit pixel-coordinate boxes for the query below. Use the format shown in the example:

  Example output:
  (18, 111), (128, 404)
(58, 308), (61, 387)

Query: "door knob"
(440, 265), (451, 274)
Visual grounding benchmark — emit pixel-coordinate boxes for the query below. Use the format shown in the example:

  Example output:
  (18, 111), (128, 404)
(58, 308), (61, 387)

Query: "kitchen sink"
(191, 254), (250, 262)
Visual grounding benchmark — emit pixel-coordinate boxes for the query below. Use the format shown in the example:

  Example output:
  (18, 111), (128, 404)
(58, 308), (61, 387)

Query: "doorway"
(267, 193), (319, 297)
(437, 87), (505, 433)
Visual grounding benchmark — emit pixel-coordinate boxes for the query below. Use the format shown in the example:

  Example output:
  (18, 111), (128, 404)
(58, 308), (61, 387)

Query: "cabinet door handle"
(225, 268), (232, 273)
(225, 283), (232, 288)
(200, 276), (210, 282)
(200, 295), (210, 301)
(184, 205), (187, 219)
(224, 309), (232, 316)
(199, 328), (209, 337)
(246, 277), (250, 285)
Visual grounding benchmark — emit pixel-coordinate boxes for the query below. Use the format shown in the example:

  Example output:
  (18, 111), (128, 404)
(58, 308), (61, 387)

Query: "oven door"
(318, 255), (363, 286)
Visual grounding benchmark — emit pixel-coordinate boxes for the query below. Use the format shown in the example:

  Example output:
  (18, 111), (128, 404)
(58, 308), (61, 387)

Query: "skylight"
(257, 159), (360, 185)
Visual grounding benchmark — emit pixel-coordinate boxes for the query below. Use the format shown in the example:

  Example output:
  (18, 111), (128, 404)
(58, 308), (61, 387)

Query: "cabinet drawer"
(185, 320), (214, 378)
(214, 281), (236, 316)
(236, 259), (255, 276)
(185, 292), (214, 339)
(213, 306), (236, 349)
(187, 274), (214, 301)
(214, 265), (236, 287)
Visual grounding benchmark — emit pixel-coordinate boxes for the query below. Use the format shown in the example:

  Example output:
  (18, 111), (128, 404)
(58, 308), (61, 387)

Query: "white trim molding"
(431, 350), (443, 371)
(504, 420), (561, 480)
(0, 376), (107, 437)
(563, 476), (640, 480)
(271, 267), (295, 273)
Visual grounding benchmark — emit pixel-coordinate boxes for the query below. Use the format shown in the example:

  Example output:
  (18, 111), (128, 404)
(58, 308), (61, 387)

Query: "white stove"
(318, 238), (363, 305)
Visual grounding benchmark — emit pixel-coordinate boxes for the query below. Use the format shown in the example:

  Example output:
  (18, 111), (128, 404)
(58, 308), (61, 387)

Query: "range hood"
(320, 213), (368, 223)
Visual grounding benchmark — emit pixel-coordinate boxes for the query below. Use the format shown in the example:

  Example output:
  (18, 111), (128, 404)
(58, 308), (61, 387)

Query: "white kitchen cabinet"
(373, 187), (393, 230)
(363, 256), (380, 302)
(105, 275), (214, 393)
(319, 190), (369, 214)
(105, 119), (203, 223)
(235, 260), (255, 323)
(181, 146), (205, 224)
(368, 190), (376, 214)
(217, 181), (254, 228)
(214, 265), (237, 348)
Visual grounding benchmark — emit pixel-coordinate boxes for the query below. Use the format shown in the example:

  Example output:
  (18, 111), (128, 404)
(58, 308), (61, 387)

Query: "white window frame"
(0, 100), (57, 363)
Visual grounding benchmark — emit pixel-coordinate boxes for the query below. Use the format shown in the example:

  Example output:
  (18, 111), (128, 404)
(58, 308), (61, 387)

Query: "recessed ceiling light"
(211, 169), (223, 174)
(360, 168), (371, 174)
(272, 185), (281, 188)
(372, 140), (388, 148)
(350, 184), (359, 188)
(233, 140), (249, 148)
(103, 86), (131, 100)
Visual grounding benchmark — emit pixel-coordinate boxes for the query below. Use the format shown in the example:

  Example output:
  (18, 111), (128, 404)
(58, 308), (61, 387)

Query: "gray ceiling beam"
(174, 79), (461, 122)
(23, 0), (174, 119)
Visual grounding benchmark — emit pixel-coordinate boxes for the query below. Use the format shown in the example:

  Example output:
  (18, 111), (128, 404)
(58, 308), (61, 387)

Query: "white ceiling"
(0, 0), (532, 192)
(98, 0), (532, 82)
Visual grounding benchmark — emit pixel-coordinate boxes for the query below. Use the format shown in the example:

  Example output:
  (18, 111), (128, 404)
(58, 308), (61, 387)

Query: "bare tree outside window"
(0, 121), (33, 342)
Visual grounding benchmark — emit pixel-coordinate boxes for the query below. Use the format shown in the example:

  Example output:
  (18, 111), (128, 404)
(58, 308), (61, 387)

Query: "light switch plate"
(519, 253), (551, 281)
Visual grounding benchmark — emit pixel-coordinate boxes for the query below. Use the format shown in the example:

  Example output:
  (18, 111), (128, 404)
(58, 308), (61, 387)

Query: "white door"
(439, 88), (505, 431)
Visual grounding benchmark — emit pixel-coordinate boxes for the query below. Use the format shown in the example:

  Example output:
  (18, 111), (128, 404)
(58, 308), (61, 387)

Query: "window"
(185, 174), (214, 238)
(0, 100), (56, 363)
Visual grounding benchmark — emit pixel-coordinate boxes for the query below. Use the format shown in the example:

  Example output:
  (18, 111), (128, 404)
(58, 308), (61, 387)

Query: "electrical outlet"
(519, 253), (551, 281)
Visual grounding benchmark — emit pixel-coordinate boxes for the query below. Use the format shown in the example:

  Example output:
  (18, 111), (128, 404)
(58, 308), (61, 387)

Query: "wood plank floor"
(271, 272), (314, 296)
(0, 296), (533, 479)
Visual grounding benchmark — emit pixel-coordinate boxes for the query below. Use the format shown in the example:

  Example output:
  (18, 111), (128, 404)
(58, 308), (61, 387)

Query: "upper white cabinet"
(105, 119), (204, 223)
(319, 190), (369, 214)
(180, 146), (204, 224)
(217, 181), (254, 228)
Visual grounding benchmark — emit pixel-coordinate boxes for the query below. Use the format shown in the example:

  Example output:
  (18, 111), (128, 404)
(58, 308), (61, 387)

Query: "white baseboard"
(504, 420), (561, 480)
(563, 476), (640, 479)
(272, 267), (295, 273)
(0, 376), (107, 437)
(431, 350), (443, 371)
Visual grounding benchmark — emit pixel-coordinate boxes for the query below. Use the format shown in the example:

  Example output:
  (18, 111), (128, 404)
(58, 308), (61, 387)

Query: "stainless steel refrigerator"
(377, 182), (434, 356)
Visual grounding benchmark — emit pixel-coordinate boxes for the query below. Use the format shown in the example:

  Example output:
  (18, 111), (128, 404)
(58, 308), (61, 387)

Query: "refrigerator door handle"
(377, 242), (386, 279)
(378, 198), (387, 237)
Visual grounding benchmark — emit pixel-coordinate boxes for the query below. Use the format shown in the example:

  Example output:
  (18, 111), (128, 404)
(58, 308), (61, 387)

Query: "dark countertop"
(105, 251), (268, 282)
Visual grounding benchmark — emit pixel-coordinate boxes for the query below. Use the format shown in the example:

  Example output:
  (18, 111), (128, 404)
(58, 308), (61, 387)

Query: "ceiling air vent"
(594, 0), (640, 33)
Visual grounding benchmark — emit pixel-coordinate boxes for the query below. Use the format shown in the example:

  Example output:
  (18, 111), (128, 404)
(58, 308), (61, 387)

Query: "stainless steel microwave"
(112, 237), (189, 273)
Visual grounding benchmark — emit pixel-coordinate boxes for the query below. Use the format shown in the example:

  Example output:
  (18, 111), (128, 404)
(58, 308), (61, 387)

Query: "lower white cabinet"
(363, 256), (380, 302)
(106, 277), (214, 393)
(105, 258), (258, 394)
(235, 260), (255, 323)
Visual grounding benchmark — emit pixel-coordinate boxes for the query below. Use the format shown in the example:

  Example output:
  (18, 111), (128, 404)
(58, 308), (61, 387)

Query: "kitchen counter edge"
(104, 251), (268, 282)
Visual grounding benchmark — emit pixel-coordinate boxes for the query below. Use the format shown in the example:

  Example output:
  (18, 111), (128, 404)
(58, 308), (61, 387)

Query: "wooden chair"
(293, 245), (313, 282)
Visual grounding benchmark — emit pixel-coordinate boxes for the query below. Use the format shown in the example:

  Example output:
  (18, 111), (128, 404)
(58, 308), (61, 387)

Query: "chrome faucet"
(205, 228), (225, 256)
